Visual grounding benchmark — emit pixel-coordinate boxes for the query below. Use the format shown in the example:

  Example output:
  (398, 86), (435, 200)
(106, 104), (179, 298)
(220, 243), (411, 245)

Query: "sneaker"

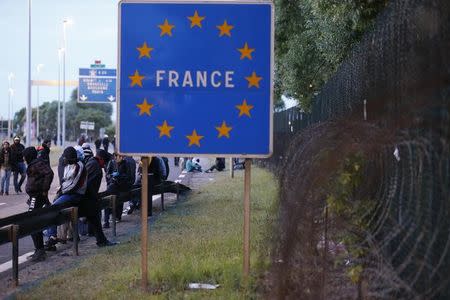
(18, 187), (22, 193)
(27, 249), (46, 262)
(5, 192), (8, 196)
(97, 240), (118, 247)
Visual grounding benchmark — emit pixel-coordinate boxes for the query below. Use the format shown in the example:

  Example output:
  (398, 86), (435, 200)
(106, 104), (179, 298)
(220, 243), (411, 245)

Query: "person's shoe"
(56, 238), (67, 244)
(103, 222), (110, 229)
(18, 187), (22, 193)
(97, 240), (118, 247)
(27, 249), (46, 262)
(5, 192), (8, 196)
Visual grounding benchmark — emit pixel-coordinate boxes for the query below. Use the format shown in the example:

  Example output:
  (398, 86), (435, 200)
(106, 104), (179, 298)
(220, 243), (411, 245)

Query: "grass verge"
(17, 167), (278, 299)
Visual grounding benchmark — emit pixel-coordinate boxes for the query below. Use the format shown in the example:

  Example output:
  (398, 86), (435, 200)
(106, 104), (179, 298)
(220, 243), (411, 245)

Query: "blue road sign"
(118, 0), (273, 157)
(78, 68), (117, 103)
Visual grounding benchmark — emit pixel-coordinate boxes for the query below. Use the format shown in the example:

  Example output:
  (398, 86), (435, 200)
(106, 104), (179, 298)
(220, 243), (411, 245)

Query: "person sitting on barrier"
(186, 158), (202, 172)
(205, 157), (225, 173)
(81, 146), (116, 247)
(103, 153), (132, 228)
(23, 146), (54, 262)
(45, 146), (87, 250)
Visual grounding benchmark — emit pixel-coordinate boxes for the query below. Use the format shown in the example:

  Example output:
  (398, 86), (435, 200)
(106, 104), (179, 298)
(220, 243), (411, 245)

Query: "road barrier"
(0, 179), (188, 286)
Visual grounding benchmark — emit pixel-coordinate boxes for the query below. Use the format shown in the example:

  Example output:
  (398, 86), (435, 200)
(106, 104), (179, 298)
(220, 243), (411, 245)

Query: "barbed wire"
(263, 0), (450, 298)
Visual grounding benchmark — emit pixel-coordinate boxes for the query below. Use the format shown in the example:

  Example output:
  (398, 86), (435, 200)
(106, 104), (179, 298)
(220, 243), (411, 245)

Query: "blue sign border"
(117, 0), (274, 157)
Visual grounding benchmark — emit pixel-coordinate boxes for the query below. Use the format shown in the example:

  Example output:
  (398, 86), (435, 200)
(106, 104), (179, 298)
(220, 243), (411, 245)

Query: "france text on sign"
(118, 0), (273, 157)
(78, 68), (117, 103)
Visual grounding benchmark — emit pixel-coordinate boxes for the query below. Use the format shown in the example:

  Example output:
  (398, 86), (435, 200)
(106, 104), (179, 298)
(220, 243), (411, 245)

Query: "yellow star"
(136, 42), (154, 59)
(186, 129), (204, 147)
(245, 71), (262, 88)
(215, 121), (232, 138)
(236, 99), (254, 117)
(158, 19), (175, 36)
(136, 98), (154, 116)
(237, 42), (255, 60)
(188, 10), (205, 28)
(157, 120), (174, 138)
(216, 20), (233, 37)
(129, 70), (145, 87)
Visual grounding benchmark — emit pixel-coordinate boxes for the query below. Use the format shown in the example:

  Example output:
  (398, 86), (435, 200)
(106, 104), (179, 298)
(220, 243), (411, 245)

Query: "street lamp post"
(57, 48), (63, 146)
(26, 0), (32, 147)
(62, 18), (72, 147)
(7, 73), (14, 139)
(36, 64), (44, 142)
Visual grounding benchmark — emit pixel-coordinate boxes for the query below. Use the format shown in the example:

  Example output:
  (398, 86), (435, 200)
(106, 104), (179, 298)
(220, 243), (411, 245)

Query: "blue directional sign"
(118, 0), (273, 157)
(78, 68), (116, 103)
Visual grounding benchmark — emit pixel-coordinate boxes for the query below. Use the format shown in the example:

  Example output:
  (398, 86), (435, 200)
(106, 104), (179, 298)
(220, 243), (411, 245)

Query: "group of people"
(0, 136), (51, 195)
(21, 135), (176, 262)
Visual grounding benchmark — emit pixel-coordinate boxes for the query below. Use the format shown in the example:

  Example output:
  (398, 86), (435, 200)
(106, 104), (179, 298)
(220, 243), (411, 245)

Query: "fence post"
(71, 207), (79, 256)
(230, 158), (234, 178)
(111, 195), (117, 237)
(10, 225), (19, 287)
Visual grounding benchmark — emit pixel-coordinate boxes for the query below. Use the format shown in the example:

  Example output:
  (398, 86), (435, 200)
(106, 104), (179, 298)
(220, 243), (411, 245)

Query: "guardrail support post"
(11, 225), (19, 286)
(71, 207), (79, 256)
(161, 192), (165, 211)
(111, 195), (117, 237)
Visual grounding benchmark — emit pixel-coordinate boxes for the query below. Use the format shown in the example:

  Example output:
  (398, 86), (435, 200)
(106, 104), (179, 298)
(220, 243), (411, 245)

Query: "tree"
(275, 0), (388, 111)
(13, 87), (113, 141)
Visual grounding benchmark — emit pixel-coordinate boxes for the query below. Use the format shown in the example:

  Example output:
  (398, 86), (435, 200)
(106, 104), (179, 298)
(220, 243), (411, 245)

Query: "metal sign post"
(243, 158), (252, 277)
(141, 156), (149, 290)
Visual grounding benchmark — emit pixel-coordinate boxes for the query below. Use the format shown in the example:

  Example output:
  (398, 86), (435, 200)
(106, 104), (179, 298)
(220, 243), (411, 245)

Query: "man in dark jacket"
(103, 153), (131, 227)
(10, 136), (26, 193)
(81, 146), (116, 247)
(23, 147), (54, 261)
(0, 140), (17, 195)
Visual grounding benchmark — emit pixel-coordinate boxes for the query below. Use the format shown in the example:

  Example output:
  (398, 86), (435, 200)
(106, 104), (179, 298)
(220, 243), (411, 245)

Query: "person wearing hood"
(23, 146), (54, 261)
(81, 144), (116, 246)
(45, 146), (87, 250)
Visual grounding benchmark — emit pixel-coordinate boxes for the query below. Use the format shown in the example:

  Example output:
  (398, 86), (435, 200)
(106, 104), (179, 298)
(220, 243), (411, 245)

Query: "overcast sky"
(0, 0), (118, 120)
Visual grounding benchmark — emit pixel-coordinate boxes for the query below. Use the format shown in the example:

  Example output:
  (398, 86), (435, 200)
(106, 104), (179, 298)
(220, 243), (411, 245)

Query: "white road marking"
(0, 203), (6, 206)
(178, 174), (185, 178)
(174, 180), (181, 183)
(181, 170), (187, 174)
(152, 195), (161, 201)
(0, 251), (35, 273)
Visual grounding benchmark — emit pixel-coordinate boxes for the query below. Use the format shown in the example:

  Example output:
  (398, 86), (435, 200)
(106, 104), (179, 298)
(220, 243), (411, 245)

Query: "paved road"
(0, 156), (208, 267)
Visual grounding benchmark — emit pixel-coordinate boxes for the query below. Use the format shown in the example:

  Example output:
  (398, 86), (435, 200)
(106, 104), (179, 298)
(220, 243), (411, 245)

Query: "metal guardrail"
(0, 180), (184, 286)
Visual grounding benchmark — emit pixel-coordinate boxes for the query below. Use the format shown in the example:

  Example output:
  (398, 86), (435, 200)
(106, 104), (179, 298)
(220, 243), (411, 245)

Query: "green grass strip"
(17, 167), (278, 299)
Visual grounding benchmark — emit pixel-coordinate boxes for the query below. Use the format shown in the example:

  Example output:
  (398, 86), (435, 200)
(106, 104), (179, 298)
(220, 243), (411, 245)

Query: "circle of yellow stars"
(129, 9), (265, 148)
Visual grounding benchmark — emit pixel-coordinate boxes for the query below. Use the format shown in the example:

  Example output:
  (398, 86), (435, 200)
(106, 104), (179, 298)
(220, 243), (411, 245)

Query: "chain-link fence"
(264, 0), (450, 298)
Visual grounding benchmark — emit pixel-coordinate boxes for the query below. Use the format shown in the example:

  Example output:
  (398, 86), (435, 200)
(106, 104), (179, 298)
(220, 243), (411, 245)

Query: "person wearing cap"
(10, 136), (26, 193)
(23, 146), (54, 261)
(45, 146), (87, 249)
(0, 141), (17, 195)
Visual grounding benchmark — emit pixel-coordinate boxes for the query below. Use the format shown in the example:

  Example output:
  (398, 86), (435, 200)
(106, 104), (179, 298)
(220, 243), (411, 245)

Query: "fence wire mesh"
(263, 0), (450, 299)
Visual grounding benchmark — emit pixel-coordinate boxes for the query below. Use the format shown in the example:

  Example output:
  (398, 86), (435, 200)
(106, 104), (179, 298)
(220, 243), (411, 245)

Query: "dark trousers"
(28, 196), (48, 250)
(87, 211), (108, 244)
